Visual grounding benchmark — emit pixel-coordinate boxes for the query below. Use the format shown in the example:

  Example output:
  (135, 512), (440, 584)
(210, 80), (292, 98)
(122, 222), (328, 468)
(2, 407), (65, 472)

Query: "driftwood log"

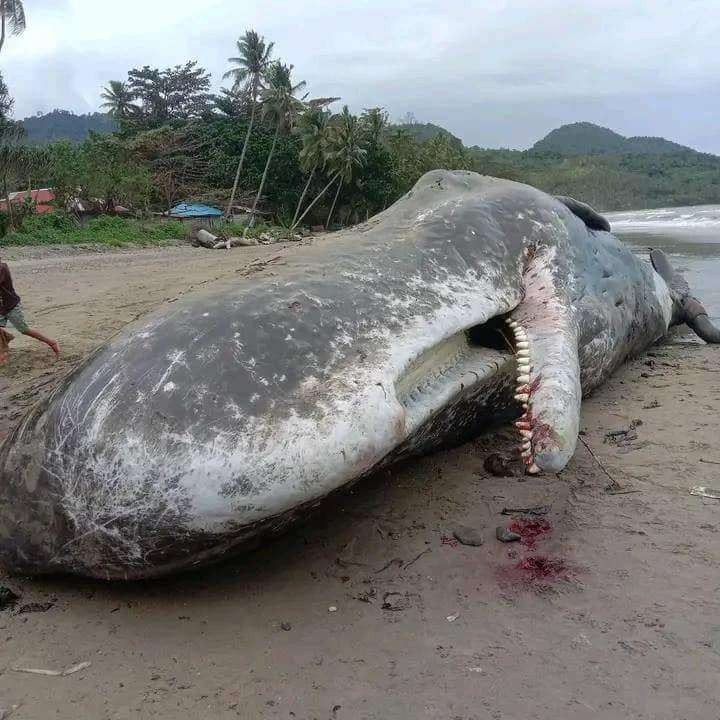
(195, 229), (259, 249)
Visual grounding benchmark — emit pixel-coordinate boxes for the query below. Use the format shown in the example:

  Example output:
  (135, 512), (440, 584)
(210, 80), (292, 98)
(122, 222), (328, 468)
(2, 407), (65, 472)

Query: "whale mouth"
(390, 309), (542, 473)
(391, 312), (528, 453)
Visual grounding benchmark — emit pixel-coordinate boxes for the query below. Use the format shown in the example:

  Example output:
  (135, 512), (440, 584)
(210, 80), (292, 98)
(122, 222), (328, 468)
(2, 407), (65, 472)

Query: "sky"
(2, 0), (720, 152)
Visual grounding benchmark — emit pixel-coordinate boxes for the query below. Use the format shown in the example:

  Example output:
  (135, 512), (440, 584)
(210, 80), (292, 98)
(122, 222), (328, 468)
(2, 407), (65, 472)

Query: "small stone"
(483, 453), (514, 477)
(281, 622), (292, 631)
(453, 525), (484, 547)
(0, 586), (19, 611)
(328, 606), (338, 613)
(496, 526), (521, 543)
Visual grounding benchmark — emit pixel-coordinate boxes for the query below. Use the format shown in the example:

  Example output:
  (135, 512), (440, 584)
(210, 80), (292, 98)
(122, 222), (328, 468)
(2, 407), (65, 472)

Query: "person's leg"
(0, 326), (9, 364)
(8, 306), (60, 358)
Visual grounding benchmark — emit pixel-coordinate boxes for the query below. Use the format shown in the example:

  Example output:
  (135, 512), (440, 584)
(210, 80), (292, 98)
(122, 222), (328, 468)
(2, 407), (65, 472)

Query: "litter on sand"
(11, 661), (91, 677)
(690, 486), (720, 500)
(501, 505), (551, 516)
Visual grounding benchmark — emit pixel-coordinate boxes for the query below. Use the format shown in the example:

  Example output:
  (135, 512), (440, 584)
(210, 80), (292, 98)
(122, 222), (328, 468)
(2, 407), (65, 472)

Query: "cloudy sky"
(3, 0), (719, 152)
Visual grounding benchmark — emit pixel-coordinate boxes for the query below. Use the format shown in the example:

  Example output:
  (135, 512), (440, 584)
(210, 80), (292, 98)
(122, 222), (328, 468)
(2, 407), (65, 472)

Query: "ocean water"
(605, 204), (720, 324)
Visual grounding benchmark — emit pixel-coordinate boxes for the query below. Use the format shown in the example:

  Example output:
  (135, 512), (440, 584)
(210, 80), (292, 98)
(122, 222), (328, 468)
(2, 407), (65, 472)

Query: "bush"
(1, 212), (187, 247)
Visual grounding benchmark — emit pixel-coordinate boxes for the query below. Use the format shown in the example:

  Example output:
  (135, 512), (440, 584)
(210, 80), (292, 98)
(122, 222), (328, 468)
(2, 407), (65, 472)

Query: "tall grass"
(1, 213), (187, 247)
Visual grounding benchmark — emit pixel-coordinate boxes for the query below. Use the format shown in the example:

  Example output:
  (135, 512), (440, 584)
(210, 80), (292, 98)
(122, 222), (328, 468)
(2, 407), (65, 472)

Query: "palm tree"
(223, 30), (274, 217)
(292, 107), (330, 227)
(0, 0), (25, 54)
(291, 107), (368, 231)
(0, 119), (25, 229)
(361, 107), (388, 146)
(323, 106), (368, 228)
(100, 81), (138, 120)
(15, 144), (49, 195)
(244, 62), (306, 235)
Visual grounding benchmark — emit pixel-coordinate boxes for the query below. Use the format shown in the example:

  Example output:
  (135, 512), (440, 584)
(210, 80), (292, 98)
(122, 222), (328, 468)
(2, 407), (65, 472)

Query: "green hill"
(532, 121), (695, 156)
(21, 109), (116, 145)
(392, 122), (463, 146)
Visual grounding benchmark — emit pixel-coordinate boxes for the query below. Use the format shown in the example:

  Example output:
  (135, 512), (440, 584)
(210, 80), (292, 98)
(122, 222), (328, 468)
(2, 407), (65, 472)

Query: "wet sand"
(0, 244), (719, 719)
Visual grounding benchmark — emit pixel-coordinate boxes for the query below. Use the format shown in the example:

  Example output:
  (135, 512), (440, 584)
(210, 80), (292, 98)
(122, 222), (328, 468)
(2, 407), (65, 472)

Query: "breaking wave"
(606, 205), (720, 233)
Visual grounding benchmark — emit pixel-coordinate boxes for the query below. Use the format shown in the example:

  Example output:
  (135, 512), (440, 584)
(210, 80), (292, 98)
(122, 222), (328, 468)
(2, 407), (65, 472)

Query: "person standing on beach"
(0, 257), (60, 363)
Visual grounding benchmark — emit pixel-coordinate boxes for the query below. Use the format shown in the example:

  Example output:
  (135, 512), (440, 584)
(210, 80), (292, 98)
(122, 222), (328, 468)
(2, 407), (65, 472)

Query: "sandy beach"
(0, 243), (718, 719)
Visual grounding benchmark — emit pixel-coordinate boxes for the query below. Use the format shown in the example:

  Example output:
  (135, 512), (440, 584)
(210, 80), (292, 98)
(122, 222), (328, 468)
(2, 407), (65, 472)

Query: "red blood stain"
(507, 517), (552, 549)
(527, 375), (542, 395)
(496, 516), (577, 586)
(531, 421), (561, 452)
(515, 555), (571, 582)
(496, 554), (575, 587)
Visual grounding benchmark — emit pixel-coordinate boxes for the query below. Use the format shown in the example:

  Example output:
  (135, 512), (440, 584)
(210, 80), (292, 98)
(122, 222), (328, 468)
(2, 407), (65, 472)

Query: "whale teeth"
(515, 421), (532, 430)
(527, 463), (541, 475)
(517, 349), (530, 358)
(514, 393), (530, 403)
(517, 374), (530, 384)
(522, 403), (529, 410)
(516, 341), (530, 350)
(507, 319), (518, 328)
(522, 441), (532, 451)
(519, 429), (533, 439)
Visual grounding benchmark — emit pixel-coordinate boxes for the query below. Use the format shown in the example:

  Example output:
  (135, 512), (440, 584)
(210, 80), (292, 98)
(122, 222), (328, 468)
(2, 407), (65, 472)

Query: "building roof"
(0, 188), (55, 215)
(169, 203), (224, 219)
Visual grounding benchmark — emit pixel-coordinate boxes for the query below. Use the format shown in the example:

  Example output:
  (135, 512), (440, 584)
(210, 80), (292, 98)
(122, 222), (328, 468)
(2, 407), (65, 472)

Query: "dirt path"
(0, 245), (718, 720)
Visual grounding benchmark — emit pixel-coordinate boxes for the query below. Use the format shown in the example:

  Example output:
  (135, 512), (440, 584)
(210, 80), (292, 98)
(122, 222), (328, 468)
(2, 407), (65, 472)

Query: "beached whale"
(0, 170), (717, 579)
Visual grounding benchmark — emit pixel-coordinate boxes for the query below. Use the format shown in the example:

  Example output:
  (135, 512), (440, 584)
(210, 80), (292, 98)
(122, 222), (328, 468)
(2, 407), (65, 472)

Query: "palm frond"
(2, 0), (26, 35)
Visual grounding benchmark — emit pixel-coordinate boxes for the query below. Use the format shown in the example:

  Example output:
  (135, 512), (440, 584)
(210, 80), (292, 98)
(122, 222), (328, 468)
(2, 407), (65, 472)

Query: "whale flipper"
(650, 249), (720, 343)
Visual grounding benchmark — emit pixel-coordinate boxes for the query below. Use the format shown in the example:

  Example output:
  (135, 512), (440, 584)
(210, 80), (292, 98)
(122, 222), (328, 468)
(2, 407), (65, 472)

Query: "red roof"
(0, 188), (55, 215)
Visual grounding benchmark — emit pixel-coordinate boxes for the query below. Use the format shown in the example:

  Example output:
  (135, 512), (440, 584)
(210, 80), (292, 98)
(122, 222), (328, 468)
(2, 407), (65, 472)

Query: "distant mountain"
(532, 122), (696, 156)
(391, 122), (463, 146)
(21, 109), (116, 145)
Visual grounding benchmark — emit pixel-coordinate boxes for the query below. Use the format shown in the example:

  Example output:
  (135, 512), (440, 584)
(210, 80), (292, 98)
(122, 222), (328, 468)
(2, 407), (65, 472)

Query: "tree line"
(0, 24), (472, 235)
(1, 7), (718, 239)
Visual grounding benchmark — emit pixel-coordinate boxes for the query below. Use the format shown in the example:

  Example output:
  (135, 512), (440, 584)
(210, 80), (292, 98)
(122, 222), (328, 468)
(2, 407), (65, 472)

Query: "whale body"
(0, 170), (716, 579)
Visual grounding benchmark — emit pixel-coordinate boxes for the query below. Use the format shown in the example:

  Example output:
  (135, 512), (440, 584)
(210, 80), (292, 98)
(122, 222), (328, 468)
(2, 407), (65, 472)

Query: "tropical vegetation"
(1, 23), (719, 247)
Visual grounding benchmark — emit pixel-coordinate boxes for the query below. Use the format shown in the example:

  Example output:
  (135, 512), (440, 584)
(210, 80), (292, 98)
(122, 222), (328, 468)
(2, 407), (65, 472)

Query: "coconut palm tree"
(15, 144), (49, 195)
(361, 107), (388, 146)
(223, 30), (275, 217)
(292, 107), (331, 227)
(244, 62), (306, 235)
(100, 81), (138, 121)
(323, 106), (368, 228)
(291, 107), (368, 231)
(0, 0), (25, 54)
(0, 119), (25, 228)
